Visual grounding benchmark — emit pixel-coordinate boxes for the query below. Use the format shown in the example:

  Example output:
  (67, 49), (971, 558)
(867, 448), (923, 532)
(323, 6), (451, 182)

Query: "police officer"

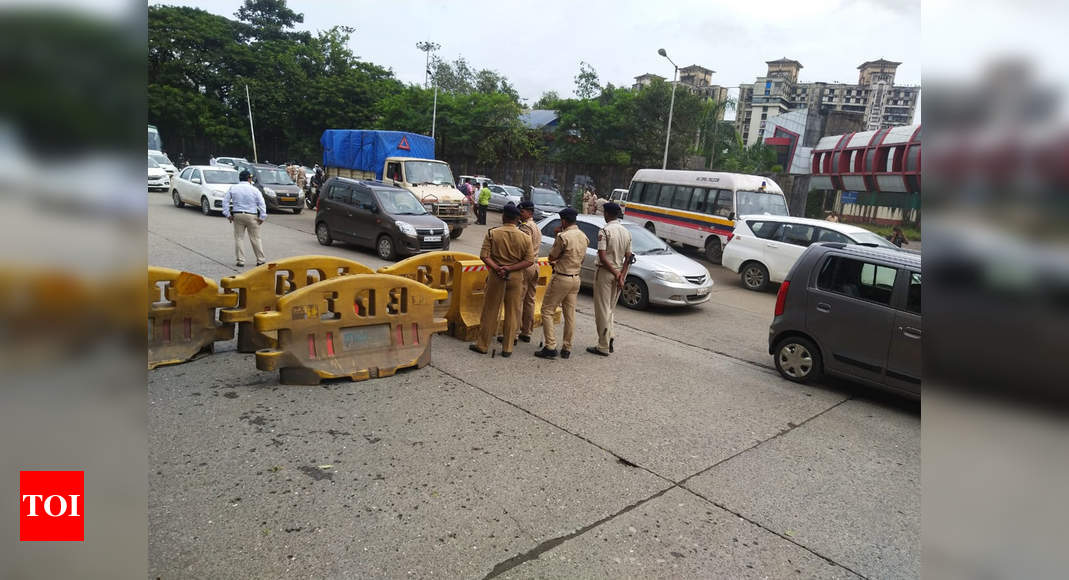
(587, 202), (633, 356)
(515, 200), (541, 343)
(535, 207), (586, 359)
(470, 203), (534, 358)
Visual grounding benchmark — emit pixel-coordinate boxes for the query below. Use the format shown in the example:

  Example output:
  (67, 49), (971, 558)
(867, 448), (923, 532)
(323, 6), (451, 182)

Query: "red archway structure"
(810, 125), (921, 193)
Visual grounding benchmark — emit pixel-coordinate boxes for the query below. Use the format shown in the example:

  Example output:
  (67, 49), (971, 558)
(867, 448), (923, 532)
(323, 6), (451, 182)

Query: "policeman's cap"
(559, 207), (578, 221)
(518, 200), (535, 210)
(603, 202), (621, 214)
(239, 170), (252, 181)
(503, 203), (521, 219)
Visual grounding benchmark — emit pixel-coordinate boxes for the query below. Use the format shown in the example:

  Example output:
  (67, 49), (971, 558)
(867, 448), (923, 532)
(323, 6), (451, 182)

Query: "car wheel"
(315, 222), (332, 246)
(774, 336), (823, 383)
(449, 227), (463, 240)
(740, 262), (769, 291)
(619, 276), (649, 310)
(644, 222), (656, 235)
(292, 207), (302, 215)
(200, 196), (211, 216)
(376, 235), (396, 260)
(704, 237), (723, 264)
(172, 190), (184, 208)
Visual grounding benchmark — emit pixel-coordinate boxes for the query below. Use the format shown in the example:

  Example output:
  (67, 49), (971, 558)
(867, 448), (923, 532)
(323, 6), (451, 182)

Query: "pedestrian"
(583, 187), (596, 214)
(587, 202), (633, 357)
(826, 211), (840, 223)
(222, 170), (267, 267)
(209, 155), (218, 167)
(535, 207), (586, 359)
(515, 200), (542, 344)
(477, 181), (492, 225)
(595, 193), (607, 215)
(888, 225), (910, 248)
(470, 203), (534, 358)
(294, 165), (307, 191)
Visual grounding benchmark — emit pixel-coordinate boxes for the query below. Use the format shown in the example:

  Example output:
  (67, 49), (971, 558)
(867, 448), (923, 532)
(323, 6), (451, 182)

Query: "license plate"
(423, 235), (441, 242)
(696, 287), (710, 295)
(280, 196), (295, 202)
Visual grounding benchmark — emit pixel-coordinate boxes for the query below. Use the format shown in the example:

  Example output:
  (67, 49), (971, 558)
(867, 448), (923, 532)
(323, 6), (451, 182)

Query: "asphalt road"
(148, 191), (920, 579)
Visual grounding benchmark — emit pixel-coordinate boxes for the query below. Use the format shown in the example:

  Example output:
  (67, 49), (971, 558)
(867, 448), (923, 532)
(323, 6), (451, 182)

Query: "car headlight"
(654, 271), (686, 284)
(442, 222), (450, 235)
(396, 221), (417, 237)
(263, 187), (276, 197)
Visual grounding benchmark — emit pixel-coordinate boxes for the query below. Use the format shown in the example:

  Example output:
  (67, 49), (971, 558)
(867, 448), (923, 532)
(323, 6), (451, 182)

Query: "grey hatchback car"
(768, 243), (921, 398)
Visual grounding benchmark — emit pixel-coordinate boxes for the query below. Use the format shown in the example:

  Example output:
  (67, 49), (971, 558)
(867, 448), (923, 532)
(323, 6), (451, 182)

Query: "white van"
(620, 169), (789, 263)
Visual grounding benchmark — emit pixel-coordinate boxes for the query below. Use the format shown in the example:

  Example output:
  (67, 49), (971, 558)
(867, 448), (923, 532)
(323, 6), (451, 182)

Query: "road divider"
(148, 266), (237, 369)
(376, 251), (478, 322)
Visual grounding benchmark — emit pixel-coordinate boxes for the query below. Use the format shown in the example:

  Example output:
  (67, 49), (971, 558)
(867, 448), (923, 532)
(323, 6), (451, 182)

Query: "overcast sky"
(151, 0), (921, 121)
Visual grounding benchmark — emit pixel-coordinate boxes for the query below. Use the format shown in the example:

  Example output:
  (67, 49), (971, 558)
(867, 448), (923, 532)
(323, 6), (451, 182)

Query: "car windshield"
(376, 189), (428, 215)
(623, 223), (671, 254)
(150, 153), (171, 165)
(203, 170), (239, 184)
(405, 161), (454, 185)
(532, 190), (566, 206)
(849, 230), (898, 248)
(736, 190), (788, 216)
(256, 168), (293, 185)
(147, 157), (160, 168)
(502, 186), (523, 197)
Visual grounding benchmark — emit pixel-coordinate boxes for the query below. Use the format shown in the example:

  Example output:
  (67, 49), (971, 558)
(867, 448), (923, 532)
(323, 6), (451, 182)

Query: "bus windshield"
(736, 190), (788, 216)
(148, 126), (162, 151)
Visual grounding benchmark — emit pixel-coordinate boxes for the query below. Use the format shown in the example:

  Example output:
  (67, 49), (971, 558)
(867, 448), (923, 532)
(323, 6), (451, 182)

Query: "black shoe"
(236, 262), (245, 267)
(609, 338), (614, 353)
(560, 350), (571, 359)
(534, 348), (558, 359)
(518, 334), (531, 343)
(500, 351), (511, 358)
(469, 344), (487, 354)
(256, 261), (266, 266)
(586, 346), (609, 356)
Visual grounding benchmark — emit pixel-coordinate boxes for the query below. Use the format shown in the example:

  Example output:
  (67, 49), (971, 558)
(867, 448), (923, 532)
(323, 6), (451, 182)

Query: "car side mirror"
(728, 212), (735, 221)
(364, 203), (378, 213)
(191, 178), (201, 184)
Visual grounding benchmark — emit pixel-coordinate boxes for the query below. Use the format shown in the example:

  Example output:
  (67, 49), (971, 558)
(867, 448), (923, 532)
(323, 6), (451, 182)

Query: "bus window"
(657, 185), (676, 207)
(671, 186), (694, 210)
(689, 188), (710, 213)
(640, 183), (660, 205)
(628, 182), (645, 203)
(709, 189), (734, 217)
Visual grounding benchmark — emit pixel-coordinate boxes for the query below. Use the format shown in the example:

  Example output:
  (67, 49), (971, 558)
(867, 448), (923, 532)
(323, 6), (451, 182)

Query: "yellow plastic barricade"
(448, 257), (560, 341)
(220, 256), (374, 353)
(253, 274), (448, 385)
(376, 251), (478, 323)
(148, 266), (237, 369)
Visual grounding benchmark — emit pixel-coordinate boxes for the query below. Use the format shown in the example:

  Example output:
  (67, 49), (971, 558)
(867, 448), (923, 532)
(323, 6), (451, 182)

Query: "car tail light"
(774, 280), (790, 316)
(726, 232), (734, 243)
(315, 197), (320, 211)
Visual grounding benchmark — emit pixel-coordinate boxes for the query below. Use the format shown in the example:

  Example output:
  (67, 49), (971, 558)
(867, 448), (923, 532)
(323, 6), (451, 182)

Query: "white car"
(148, 150), (177, 176)
(170, 165), (240, 216)
(213, 156), (248, 168)
(536, 214), (713, 309)
(148, 157), (170, 191)
(722, 215), (900, 291)
(486, 184), (523, 211)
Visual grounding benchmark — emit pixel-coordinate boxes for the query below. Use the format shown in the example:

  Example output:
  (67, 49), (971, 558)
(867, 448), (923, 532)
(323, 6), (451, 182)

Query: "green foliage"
(533, 91), (560, 109)
(573, 61), (601, 100)
(429, 57), (519, 102)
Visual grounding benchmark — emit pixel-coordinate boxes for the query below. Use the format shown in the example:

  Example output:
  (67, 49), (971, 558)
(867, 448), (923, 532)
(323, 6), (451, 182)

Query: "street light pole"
(659, 48), (678, 170)
(416, 40), (441, 139)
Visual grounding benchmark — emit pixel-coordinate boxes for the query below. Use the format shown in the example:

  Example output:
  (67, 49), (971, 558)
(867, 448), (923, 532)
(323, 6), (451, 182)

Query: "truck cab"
(380, 157), (470, 239)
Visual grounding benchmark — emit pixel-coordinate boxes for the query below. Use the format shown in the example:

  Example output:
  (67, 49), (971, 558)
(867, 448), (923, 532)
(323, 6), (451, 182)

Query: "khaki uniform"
(583, 191), (596, 214)
(593, 218), (632, 353)
(295, 168), (307, 190)
(517, 217), (542, 337)
(541, 224), (588, 351)
(475, 223), (534, 353)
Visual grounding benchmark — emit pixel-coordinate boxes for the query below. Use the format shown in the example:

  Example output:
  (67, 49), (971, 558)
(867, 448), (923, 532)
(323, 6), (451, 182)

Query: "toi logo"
(19, 471), (84, 541)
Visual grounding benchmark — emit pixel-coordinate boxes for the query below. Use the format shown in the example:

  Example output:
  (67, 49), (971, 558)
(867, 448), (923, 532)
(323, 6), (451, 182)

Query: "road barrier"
(253, 274), (448, 385)
(448, 257), (559, 340)
(376, 251), (478, 322)
(220, 256), (374, 352)
(148, 267), (237, 369)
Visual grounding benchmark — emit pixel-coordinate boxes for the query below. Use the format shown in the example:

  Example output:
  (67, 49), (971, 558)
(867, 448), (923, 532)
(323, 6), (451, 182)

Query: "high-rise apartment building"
(633, 65), (731, 120)
(736, 58), (919, 146)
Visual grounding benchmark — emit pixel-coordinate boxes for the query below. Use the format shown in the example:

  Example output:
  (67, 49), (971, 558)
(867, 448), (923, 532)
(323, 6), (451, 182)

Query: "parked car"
(170, 165), (239, 215)
(769, 243), (921, 398)
(609, 188), (628, 202)
(458, 175), (494, 189)
(148, 150), (177, 176)
(486, 184), (524, 211)
(315, 177), (451, 260)
(148, 157), (170, 191)
(214, 156), (248, 168)
(233, 161), (304, 214)
(535, 214), (713, 309)
(723, 215), (900, 291)
(528, 187), (569, 221)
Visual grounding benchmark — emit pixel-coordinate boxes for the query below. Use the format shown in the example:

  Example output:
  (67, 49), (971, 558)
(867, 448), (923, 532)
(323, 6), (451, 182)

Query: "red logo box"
(19, 471), (84, 541)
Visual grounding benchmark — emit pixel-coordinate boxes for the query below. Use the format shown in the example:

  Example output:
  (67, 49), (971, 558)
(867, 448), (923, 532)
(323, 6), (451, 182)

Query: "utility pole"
(658, 48), (678, 170)
(416, 40), (440, 89)
(245, 84), (258, 163)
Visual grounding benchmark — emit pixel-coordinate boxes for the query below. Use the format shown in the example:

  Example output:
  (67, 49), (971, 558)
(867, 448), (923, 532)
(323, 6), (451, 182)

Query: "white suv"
(722, 215), (899, 291)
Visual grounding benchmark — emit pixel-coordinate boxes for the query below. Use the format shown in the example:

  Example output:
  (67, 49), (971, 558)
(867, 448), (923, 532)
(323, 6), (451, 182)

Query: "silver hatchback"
(536, 214), (713, 309)
(768, 243), (921, 398)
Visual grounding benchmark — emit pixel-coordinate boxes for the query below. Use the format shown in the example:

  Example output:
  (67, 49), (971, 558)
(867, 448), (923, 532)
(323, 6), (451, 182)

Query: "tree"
(533, 91), (560, 110)
(234, 0), (303, 39)
(429, 56), (519, 102)
(573, 61), (600, 100)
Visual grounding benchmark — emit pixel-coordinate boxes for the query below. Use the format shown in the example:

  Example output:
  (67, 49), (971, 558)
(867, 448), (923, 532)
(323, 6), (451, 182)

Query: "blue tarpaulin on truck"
(320, 130), (435, 180)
